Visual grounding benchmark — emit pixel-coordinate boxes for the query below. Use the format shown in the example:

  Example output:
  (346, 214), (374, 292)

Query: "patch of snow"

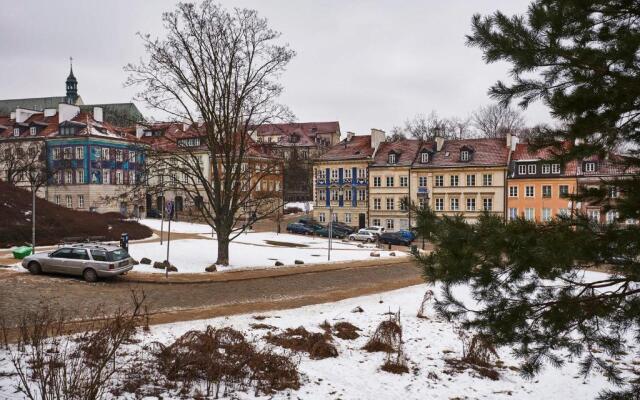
(285, 201), (313, 212)
(137, 218), (214, 234)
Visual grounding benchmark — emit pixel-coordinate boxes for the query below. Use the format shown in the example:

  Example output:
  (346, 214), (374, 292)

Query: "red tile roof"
(372, 139), (421, 167)
(254, 122), (340, 147)
(318, 135), (374, 161)
(426, 138), (509, 168)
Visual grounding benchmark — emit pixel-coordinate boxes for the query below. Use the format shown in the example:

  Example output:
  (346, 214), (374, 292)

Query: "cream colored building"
(312, 130), (384, 228)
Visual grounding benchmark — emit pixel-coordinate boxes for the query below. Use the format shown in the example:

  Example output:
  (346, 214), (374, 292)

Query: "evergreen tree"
(417, 1), (640, 397)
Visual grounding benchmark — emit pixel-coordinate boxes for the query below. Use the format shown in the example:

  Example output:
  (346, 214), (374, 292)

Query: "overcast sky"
(1, 0), (552, 134)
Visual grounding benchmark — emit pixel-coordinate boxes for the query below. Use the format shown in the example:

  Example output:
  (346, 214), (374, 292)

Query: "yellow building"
(410, 137), (511, 223)
(312, 130), (384, 227)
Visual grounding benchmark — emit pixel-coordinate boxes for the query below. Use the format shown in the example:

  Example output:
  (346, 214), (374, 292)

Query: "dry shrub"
(363, 312), (402, 353)
(3, 290), (147, 400)
(153, 326), (299, 397)
(444, 330), (500, 380)
(250, 323), (277, 331)
(266, 326), (337, 360)
(333, 322), (360, 340)
(381, 357), (409, 374)
(417, 290), (434, 319)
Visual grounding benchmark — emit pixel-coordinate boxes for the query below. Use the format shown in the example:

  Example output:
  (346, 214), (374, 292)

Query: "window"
(372, 218), (381, 227)
(358, 168), (366, 179)
(345, 189), (352, 201)
(558, 208), (570, 217)
(177, 138), (201, 147)
(345, 213), (352, 223)
(102, 169), (111, 184)
(331, 169), (338, 180)
(608, 186), (619, 198)
(435, 198), (444, 211)
(130, 170), (136, 185)
(386, 219), (394, 229)
(76, 169), (84, 184)
(388, 153), (397, 164)
(559, 185), (569, 197)
(542, 164), (550, 174)
(588, 209), (600, 222)
(29, 127), (37, 136)
(115, 149), (124, 162)
(386, 176), (394, 187)
(418, 198), (426, 209)
(373, 176), (381, 187)
(482, 174), (493, 186)
(466, 198), (476, 211)
(435, 175), (444, 187)
(78, 195), (84, 209)
(102, 148), (110, 160)
(358, 190), (366, 201)
(116, 170), (123, 185)
(585, 162), (596, 172)
(319, 212), (326, 222)
(63, 147), (72, 160)
(400, 199), (408, 211)
(75, 146), (84, 160)
(525, 186), (535, 197)
(374, 198), (381, 210)
(332, 213), (338, 223)
(466, 174), (476, 186)
(386, 198), (394, 210)
(400, 176), (408, 187)
(509, 186), (518, 197)
(450, 198), (459, 211)
(552, 164), (560, 174)
(54, 195), (60, 205)
(56, 171), (63, 184)
(606, 210), (619, 224)
(460, 150), (470, 161)
(508, 208), (518, 220)
(518, 164), (526, 175)
(527, 164), (536, 174)
(128, 151), (136, 163)
(344, 168), (352, 179)
(66, 195), (72, 208)
(421, 152), (429, 163)
(319, 190), (326, 201)
(60, 126), (76, 135)
(450, 175), (459, 187)
(542, 185), (552, 198)
(525, 208), (535, 221)
(66, 170), (73, 184)
(13, 128), (20, 136)
(542, 208), (552, 222)
(483, 198), (493, 211)
(331, 189), (339, 201)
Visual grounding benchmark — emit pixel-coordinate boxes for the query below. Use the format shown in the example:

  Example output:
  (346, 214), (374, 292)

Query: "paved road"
(0, 261), (423, 328)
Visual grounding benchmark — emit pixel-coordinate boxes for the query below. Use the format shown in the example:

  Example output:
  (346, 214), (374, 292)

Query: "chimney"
(15, 108), (39, 123)
(93, 107), (103, 123)
(44, 108), (57, 117)
(346, 131), (355, 142)
(58, 103), (80, 123)
(506, 132), (512, 148)
(435, 136), (445, 152)
(10, 112), (15, 120)
(135, 124), (144, 139)
(370, 128), (385, 149)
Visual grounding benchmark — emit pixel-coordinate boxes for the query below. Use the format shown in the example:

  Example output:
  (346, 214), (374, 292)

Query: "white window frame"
(374, 198), (381, 210)
(78, 195), (84, 209)
(552, 164), (561, 174)
(386, 219), (394, 230)
(54, 195), (60, 205)
(102, 148), (110, 160)
(386, 176), (394, 187)
(66, 170), (73, 184)
(450, 198), (459, 211)
(435, 175), (444, 187)
(435, 198), (444, 211)
(509, 208), (518, 220)
(372, 218), (381, 227)
(542, 185), (552, 198)
(400, 176), (408, 187)
(450, 175), (459, 187)
(419, 176), (427, 187)
(102, 169), (111, 184)
(466, 198), (476, 211)
(525, 208), (535, 221)
(483, 198), (493, 211)
(388, 153), (397, 164)
(525, 186), (535, 197)
(319, 212), (326, 222)
(482, 174), (493, 186)
(466, 174), (476, 186)
(542, 164), (550, 174)
(460, 150), (469, 161)
(358, 190), (366, 201)
(66, 195), (72, 208)
(585, 162), (596, 172)
(527, 164), (536, 174)
(13, 128), (20, 137)
(421, 152), (429, 163)
(76, 169), (84, 184)
(542, 208), (552, 222)
(509, 186), (518, 197)
(386, 198), (394, 210)
(518, 164), (526, 175)
(345, 213), (352, 223)
(75, 146), (84, 160)
(29, 126), (37, 136)
(116, 170), (123, 185)
(373, 176), (381, 187)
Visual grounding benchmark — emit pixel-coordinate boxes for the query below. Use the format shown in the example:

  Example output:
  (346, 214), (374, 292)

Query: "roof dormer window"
(460, 150), (470, 161)
(585, 161), (597, 172)
(421, 152), (429, 163)
(60, 126), (76, 136)
(30, 127), (37, 136)
(13, 128), (20, 137)
(388, 153), (397, 164)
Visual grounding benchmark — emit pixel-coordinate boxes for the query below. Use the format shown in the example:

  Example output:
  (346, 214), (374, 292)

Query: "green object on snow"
(12, 246), (33, 259)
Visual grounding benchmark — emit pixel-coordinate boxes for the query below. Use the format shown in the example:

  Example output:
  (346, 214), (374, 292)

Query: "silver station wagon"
(21, 243), (134, 282)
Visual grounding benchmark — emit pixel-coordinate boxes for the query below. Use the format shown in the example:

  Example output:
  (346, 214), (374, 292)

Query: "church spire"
(65, 57), (78, 104)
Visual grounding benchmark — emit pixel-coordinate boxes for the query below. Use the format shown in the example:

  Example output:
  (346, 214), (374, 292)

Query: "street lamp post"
(327, 187), (344, 261)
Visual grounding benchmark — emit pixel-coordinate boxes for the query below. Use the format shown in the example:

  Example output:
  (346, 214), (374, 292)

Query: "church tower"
(65, 57), (78, 104)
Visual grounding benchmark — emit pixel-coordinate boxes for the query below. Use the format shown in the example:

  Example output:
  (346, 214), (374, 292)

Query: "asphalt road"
(0, 260), (424, 328)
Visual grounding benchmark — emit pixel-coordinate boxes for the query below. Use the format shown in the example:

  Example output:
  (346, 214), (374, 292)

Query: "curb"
(121, 256), (414, 284)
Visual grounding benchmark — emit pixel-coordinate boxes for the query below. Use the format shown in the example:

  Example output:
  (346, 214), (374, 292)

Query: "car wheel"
(28, 261), (42, 275)
(83, 268), (98, 283)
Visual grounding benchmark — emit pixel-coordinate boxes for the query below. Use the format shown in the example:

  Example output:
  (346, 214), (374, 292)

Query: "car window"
(91, 250), (108, 262)
(71, 249), (90, 260)
(51, 248), (73, 258)
(108, 249), (129, 261)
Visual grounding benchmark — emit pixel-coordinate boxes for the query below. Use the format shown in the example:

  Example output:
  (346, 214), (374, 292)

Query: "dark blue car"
(286, 223), (315, 235)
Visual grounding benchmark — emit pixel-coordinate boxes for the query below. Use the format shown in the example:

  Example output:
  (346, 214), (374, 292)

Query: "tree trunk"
(216, 235), (230, 266)
(31, 186), (36, 255)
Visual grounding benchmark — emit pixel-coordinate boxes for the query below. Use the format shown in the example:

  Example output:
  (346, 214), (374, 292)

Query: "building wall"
(506, 177), (578, 222)
(368, 166), (412, 230)
(312, 160), (369, 227)
(411, 166), (507, 223)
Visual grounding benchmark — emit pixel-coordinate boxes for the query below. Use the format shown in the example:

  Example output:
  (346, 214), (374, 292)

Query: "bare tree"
(472, 103), (525, 138)
(392, 111), (473, 141)
(125, 2), (293, 265)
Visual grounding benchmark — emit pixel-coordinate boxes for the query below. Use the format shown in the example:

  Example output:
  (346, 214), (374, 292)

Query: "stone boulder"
(140, 257), (152, 265)
(152, 261), (165, 269)
(369, 251), (380, 257)
(275, 261), (284, 266)
(294, 259), (304, 265)
(205, 264), (217, 272)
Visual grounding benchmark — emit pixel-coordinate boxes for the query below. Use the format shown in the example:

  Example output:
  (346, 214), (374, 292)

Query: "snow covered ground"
(128, 232), (400, 273)
(0, 278), (631, 399)
(136, 218), (215, 234)
(285, 201), (313, 212)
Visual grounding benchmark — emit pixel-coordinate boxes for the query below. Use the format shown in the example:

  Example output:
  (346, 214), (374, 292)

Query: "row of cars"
(286, 218), (416, 246)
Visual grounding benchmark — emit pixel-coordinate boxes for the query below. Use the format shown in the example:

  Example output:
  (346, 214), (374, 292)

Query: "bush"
(266, 326), (338, 360)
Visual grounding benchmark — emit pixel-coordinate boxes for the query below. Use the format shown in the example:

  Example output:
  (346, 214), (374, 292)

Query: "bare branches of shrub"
(265, 326), (338, 360)
(364, 310), (409, 374)
(417, 290), (434, 319)
(444, 330), (500, 380)
(152, 326), (300, 398)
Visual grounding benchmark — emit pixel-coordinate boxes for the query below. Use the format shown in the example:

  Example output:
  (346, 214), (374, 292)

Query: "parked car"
(286, 222), (315, 235)
(298, 218), (324, 232)
(398, 229), (416, 241)
(379, 232), (412, 246)
(326, 222), (354, 236)
(329, 222), (356, 235)
(349, 229), (377, 243)
(316, 227), (346, 239)
(21, 244), (135, 282)
(363, 226), (385, 237)
(146, 208), (162, 218)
